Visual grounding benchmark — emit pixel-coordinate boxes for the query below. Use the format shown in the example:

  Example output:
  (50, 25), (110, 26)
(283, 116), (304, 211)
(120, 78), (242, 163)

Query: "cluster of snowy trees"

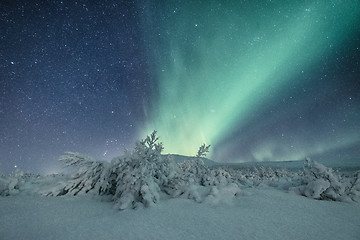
(291, 158), (360, 202)
(1, 131), (359, 208)
(48, 131), (242, 209)
(0, 169), (29, 196)
(0, 169), (66, 197)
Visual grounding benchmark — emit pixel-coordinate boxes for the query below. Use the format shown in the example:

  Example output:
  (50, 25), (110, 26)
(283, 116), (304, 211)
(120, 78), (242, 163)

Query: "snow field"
(1, 187), (359, 240)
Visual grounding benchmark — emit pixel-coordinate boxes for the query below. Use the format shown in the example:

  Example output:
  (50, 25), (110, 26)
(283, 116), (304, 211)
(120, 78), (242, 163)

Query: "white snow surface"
(1, 187), (359, 240)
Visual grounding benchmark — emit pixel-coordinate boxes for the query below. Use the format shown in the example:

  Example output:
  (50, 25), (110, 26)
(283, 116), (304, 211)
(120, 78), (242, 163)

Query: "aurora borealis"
(141, 1), (360, 162)
(1, 0), (360, 173)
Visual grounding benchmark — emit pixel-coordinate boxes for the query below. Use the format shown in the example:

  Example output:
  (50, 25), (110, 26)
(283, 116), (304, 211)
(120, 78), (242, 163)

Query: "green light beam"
(141, 1), (360, 157)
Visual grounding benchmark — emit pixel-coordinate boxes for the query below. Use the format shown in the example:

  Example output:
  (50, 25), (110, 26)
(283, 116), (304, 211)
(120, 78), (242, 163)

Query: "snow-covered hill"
(218, 158), (360, 172)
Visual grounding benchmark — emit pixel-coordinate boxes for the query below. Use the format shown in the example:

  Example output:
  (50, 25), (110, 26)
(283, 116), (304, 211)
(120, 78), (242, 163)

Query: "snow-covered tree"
(196, 144), (211, 158)
(291, 158), (352, 201)
(111, 131), (176, 209)
(54, 152), (109, 196)
(48, 132), (176, 209)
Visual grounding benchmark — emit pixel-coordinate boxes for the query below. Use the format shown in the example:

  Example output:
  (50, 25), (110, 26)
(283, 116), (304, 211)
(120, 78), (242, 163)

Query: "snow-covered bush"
(164, 146), (242, 203)
(0, 170), (44, 196)
(53, 152), (109, 196)
(181, 158), (209, 183)
(222, 165), (301, 190)
(0, 170), (24, 196)
(0, 175), (11, 196)
(345, 171), (360, 202)
(202, 168), (233, 186)
(164, 158), (208, 201)
(291, 158), (356, 202)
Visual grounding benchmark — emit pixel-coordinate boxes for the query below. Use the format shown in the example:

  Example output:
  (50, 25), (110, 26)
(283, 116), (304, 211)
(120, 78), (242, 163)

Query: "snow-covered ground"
(1, 143), (359, 240)
(1, 187), (359, 240)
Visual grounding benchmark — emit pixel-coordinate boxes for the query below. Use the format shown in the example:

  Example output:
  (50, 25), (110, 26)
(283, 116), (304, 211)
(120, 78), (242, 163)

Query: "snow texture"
(1, 188), (359, 240)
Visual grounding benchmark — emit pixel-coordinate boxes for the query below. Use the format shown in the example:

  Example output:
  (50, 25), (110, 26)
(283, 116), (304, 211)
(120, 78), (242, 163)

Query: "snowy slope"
(219, 158), (360, 172)
(168, 154), (360, 172)
(1, 188), (359, 240)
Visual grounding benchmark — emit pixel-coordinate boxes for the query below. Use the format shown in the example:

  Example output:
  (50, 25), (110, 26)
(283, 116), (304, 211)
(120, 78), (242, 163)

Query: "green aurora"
(141, 1), (360, 161)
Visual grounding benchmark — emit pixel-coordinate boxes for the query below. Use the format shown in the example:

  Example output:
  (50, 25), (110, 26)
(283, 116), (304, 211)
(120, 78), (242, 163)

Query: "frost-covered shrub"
(0, 170), (41, 196)
(164, 151), (242, 203)
(0, 175), (11, 196)
(0, 170), (23, 196)
(345, 171), (360, 202)
(222, 165), (301, 189)
(54, 152), (109, 196)
(291, 158), (352, 201)
(202, 168), (233, 186)
(163, 159), (208, 200)
(181, 158), (209, 184)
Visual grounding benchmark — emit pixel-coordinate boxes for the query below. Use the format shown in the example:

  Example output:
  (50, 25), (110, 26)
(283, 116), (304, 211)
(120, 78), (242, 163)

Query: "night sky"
(1, 0), (360, 174)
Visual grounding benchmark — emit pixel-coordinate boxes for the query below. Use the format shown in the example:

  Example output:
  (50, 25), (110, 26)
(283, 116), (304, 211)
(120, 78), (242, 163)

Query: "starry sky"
(1, 0), (360, 174)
